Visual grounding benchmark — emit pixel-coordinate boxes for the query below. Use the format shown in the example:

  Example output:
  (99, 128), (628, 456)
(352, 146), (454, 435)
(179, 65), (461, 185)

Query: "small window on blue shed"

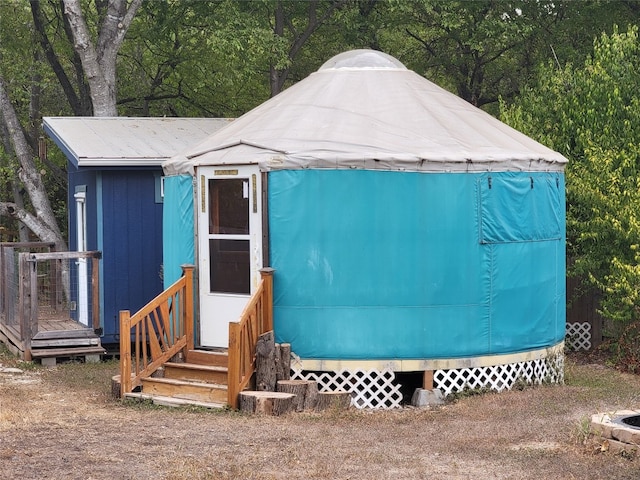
(478, 173), (562, 244)
(154, 173), (164, 204)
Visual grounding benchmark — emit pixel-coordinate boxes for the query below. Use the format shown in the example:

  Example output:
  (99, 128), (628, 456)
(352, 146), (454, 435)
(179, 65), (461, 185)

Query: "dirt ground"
(1, 350), (640, 480)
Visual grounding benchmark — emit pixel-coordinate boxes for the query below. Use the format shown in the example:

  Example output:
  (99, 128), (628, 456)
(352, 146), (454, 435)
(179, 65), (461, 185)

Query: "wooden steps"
(185, 349), (228, 367)
(123, 392), (226, 409)
(32, 329), (100, 340)
(164, 362), (228, 384)
(28, 327), (105, 365)
(141, 377), (228, 404)
(30, 337), (101, 348)
(131, 348), (231, 408)
(30, 345), (106, 358)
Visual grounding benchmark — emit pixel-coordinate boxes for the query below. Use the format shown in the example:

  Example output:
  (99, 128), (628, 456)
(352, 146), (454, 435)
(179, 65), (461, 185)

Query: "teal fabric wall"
(162, 175), (195, 289)
(269, 169), (566, 359)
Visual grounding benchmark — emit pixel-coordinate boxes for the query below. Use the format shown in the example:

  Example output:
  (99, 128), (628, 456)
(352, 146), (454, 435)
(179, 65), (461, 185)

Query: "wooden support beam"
(227, 321), (241, 408)
(182, 265), (195, 353)
(423, 370), (434, 390)
(120, 310), (132, 397)
(259, 268), (275, 332)
(18, 253), (32, 360)
(92, 256), (100, 331)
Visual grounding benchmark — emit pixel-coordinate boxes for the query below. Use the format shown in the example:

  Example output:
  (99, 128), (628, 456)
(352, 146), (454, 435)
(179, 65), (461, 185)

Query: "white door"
(197, 166), (263, 347)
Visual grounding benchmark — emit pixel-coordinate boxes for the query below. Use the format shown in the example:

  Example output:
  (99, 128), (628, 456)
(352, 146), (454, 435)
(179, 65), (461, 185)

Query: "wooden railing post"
(228, 322), (240, 409)
(181, 265), (195, 353)
(28, 255), (39, 348)
(120, 310), (132, 397)
(91, 255), (101, 331)
(4, 247), (16, 327)
(260, 268), (275, 332)
(18, 253), (35, 360)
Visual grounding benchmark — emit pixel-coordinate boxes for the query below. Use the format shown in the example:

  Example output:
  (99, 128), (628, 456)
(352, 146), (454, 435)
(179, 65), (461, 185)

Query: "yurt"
(163, 50), (567, 408)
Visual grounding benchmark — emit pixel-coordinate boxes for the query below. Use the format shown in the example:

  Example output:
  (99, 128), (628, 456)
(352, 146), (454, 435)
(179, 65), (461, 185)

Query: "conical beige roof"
(164, 50), (566, 176)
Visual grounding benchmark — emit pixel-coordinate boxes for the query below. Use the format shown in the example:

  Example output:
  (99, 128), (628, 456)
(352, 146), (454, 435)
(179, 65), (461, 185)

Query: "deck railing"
(227, 268), (275, 409)
(119, 265), (194, 397)
(0, 245), (100, 360)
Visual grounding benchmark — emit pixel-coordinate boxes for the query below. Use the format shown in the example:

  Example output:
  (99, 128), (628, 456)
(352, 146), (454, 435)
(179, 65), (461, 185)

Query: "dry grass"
(2, 345), (640, 479)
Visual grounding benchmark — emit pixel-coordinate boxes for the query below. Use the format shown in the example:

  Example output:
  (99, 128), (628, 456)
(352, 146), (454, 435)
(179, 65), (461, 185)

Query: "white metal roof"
(43, 117), (233, 168)
(165, 49), (567, 176)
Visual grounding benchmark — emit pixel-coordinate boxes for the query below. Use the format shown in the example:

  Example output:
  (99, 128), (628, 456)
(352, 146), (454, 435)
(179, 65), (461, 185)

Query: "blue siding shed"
(44, 117), (231, 345)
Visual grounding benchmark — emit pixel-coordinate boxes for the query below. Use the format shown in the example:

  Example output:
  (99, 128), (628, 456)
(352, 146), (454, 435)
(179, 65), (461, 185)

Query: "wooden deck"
(0, 315), (104, 363)
(0, 248), (105, 363)
(36, 316), (90, 332)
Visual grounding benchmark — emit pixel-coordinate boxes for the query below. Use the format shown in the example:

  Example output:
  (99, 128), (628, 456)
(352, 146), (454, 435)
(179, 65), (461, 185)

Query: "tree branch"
(0, 202), (61, 244)
(30, 0), (86, 116)
(0, 74), (66, 250)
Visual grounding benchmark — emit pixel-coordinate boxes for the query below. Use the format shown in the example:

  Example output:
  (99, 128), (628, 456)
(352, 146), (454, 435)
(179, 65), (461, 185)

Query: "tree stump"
(111, 375), (122, 398)
(256, 331), (276, 391)
(275, 343), (291, 381)
(277, 379), (318, 411)
(315, 391), (352, 411)
(239, 391), (296, 416)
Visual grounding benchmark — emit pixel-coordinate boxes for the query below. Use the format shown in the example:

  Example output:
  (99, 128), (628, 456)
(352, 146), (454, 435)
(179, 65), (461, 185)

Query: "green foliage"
(502, 26), (640, 327)
(609, 321), (640, 374)
(386, 1), (527, 107)
(2, 0), (639, 247)
(118, 0), (274, 117)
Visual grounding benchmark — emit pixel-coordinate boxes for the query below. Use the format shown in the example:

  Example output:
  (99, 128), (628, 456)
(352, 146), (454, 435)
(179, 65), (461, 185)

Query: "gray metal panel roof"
(43, 117), (233, 168)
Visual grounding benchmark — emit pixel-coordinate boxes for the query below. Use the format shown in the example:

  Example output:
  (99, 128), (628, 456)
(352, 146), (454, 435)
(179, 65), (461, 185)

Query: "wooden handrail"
(227, 268), (274, 409)
(119, 265), (194, 397)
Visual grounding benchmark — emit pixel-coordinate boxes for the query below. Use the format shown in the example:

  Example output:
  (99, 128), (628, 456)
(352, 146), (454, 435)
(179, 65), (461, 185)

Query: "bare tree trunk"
(270, 0), (348, 96)
(0, 75), (66, 251)
(11, 184), (29, 242)
(62, 0), (143, 116)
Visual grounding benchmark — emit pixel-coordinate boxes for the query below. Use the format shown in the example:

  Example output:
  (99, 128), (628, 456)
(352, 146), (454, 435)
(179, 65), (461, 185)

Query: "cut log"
(275, 343), (291, 381)
(239, 391), (296, 416)
(315, 391), (352, 411)
(256, 331), (276, 391)
(111, 375), (122, 398)
(277, 379), (318, 411)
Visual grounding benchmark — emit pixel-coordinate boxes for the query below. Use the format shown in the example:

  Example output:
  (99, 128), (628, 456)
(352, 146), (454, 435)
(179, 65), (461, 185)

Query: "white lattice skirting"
(434, 354), (564, 397)
(565, 321), (592, 351)
(291, 349), (564, 409)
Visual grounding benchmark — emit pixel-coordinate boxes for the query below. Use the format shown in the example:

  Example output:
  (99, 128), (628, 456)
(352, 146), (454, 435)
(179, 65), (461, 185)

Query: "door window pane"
(209, 179), (249, 234)
(209, 239), (250, 294)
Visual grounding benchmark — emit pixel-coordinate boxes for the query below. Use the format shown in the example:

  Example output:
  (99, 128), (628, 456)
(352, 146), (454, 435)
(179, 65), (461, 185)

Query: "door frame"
(195, 165), (265, 348)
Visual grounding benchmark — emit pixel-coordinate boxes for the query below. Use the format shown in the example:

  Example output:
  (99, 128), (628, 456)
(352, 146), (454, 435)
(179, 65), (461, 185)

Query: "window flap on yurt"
(478, 173), (562, 244)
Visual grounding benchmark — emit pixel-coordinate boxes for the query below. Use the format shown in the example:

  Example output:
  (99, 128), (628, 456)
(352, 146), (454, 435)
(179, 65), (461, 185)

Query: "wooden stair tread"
(165, 362), (227, 373)
(123, 392), (226, 410)
(30, 345), (106, 358)
(141, 376), (228, 404)
(186, 349), (228, 367)
(142, 376), (228, 390)
(31, 337), (101, 348)
(33, 329), (100, 340)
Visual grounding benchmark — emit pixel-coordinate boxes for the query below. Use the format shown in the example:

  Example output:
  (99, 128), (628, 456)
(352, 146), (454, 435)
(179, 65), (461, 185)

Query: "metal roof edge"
(76, 158), (167, 168)
(42, 118), (80, 168)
